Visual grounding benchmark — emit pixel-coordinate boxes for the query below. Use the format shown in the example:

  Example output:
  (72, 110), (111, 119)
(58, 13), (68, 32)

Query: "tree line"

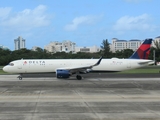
(0, 39), (159, 65)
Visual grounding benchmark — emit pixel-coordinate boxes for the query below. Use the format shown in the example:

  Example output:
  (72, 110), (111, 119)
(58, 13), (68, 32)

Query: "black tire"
(18, 76), (22, 80)
(76, 75), (82, 80)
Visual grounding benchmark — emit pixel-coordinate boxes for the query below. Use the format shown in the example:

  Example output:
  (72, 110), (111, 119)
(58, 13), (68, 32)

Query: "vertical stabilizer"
(129, 39), (152, 59)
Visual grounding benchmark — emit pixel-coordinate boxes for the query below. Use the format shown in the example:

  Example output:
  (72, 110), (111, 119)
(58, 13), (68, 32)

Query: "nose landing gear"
(17, 74), (23, 80)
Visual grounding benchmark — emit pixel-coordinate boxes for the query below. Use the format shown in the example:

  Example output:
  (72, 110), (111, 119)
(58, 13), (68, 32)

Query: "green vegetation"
(1, 39), (160, 66)
(0, 69), (8, 74)
(0, 39), (135, 66)
(1, 38), (160, 75)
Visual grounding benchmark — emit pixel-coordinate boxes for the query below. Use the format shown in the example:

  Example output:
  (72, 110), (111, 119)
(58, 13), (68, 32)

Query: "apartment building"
(152, 36), (160, 48)
(110, 38), (143, 52)
(75, 46), (100, 53)
(44, 40), (101, 53)
(44, 40), (76, 53)
(44, 37), (159, 54)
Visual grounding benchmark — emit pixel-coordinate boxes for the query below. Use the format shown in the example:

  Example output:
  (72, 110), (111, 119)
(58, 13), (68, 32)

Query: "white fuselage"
(3, 58), (153, 74)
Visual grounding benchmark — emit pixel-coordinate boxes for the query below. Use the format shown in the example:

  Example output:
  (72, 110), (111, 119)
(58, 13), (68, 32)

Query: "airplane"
(3, 38), (154, 80)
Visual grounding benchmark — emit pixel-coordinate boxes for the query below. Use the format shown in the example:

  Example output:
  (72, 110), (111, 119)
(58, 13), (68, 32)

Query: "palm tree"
(100, 39), (111, 57)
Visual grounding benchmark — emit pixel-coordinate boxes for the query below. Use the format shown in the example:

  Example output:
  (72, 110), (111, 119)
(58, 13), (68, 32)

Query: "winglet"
(93, 56), (103, 66)
(129, 39), (152, 59)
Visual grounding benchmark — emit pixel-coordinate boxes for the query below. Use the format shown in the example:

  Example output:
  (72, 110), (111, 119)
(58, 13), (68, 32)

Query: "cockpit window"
(9, 63), (14, 66)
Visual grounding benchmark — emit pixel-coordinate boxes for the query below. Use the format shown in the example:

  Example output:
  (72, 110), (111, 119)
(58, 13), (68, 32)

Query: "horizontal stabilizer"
(138, 60), (154, 65)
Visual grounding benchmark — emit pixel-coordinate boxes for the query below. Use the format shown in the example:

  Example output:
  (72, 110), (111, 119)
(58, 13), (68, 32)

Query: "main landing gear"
(76, 75), (82, 80)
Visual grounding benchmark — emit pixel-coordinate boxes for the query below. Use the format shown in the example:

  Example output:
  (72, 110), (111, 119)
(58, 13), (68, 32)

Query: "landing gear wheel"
(76, 75), (82, 80)
(18, 76), (23, 80)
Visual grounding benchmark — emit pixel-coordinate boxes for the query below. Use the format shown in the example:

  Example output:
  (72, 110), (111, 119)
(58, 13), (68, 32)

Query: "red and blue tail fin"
(129, 39), (152, 59)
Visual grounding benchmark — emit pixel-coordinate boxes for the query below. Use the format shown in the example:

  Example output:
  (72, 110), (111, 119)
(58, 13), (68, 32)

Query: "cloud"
(113, 14), (156, 33)
(0, 7), (12, 19)
(64, 15), (101, 31)
(0, 5), (51, 30)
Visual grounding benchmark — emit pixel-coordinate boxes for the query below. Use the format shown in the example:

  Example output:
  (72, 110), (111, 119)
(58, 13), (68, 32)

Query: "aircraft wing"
(56, 56), (103, 74)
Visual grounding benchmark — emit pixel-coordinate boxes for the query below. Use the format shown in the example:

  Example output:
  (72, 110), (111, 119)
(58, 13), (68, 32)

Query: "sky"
(0, 0), (160, 50)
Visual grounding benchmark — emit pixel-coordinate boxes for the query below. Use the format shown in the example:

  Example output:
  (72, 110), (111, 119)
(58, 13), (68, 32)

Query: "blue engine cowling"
(56, 69), (70, 78)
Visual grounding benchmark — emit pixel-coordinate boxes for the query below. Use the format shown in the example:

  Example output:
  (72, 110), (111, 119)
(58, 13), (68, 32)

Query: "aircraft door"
(17, 60), (22, 69)
(127, 61), (131, 68)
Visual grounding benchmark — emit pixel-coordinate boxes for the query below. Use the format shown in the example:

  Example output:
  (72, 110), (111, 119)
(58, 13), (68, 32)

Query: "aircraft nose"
(3, 66), (8, 72)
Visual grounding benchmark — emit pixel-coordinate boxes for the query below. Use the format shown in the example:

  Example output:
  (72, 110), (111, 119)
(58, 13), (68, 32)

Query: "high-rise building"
(14, 36), (26, 50)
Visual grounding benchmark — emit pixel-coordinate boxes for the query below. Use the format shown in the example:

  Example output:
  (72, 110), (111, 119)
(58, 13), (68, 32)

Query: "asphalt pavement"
(0, 74), (160, 120)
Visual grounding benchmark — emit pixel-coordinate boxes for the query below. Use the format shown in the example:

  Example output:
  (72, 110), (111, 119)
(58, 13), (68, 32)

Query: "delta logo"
(23, 61), (27, 65)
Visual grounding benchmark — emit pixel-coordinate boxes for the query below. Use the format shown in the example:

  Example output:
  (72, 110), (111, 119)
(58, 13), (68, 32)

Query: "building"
(0, 45), (9, 50)
(31, 46), (42, 51)
(14, 36), (26, 50)
(110, 38), (143, 52)
(152, 36), (160, 49)
(75, 46), (101, 53)
(44, 40), (76, 53)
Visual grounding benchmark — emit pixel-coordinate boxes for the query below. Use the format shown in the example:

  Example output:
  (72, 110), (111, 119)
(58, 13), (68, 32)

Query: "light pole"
(153, 50), (155, 65)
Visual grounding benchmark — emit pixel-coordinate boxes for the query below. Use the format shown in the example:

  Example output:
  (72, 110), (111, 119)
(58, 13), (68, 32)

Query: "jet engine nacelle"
(56, 69), (70, 78)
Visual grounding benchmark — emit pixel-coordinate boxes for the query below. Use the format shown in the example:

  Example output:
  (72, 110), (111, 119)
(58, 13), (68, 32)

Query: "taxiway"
(0, 74), (160, 120)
